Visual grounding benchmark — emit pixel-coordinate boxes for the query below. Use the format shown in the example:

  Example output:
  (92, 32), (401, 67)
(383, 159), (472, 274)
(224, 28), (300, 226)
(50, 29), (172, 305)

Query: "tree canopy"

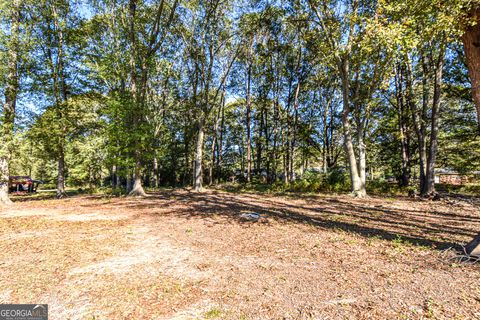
(1, 0), (480, 201)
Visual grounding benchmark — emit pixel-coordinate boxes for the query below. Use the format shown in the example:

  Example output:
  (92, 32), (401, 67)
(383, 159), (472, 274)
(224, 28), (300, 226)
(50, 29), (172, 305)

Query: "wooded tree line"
(1, 0), (480, 203)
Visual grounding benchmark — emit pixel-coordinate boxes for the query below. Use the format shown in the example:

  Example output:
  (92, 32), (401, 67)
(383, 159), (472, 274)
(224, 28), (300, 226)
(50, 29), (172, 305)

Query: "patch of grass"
(392, 235), (413, 248)
(423, 298), (436, 318)
(203, 307), (224, 319)
(391, 236), (410, 254)
(367, 235), (382, 246)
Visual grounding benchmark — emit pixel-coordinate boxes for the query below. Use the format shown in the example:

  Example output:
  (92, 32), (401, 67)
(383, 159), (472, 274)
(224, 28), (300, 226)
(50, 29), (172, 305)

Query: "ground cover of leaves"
(0, 190), (479, 319)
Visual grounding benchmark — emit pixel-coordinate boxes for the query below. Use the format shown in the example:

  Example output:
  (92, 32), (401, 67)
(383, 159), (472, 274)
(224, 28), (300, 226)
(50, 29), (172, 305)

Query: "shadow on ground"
(94, 189), (480, 251)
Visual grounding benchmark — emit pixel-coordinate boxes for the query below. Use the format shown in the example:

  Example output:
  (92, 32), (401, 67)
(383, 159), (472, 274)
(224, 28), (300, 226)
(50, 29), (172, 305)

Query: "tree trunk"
(116, 167), (122, 189)
(462, 8), (480, 128)
(358, 130), (367, 192)
(210, 101), (222, 185)
(112, 165), (117, 188)
(465, 233), (480, 256)
(271, 97), (279, 182)
(209, 134), (216, 186)
(194, 119), (205, 191)
(424, 53), (444, 195)
(407, 54), (428, 195)
(153, 157), (159, 188)
(0, 159), (11, 205)
(420, 52), (430, 195)
(216, 97), (225, 183)
(126, 0), (146, 197)
(56, 149), (67, 198)
(338, 57), (366, 197)
(290, 81), (300, 181)
(395, 62), (411, 187)
(126, 173), (133, 193)
(246, 63), (252, 182)
(129, 157), (147, 196)
(50, 3), (69, 199)
(0, 0), (20, 205)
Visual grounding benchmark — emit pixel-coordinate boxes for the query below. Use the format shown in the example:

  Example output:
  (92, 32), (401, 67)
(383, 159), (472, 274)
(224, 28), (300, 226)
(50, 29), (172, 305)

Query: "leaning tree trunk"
(0, 0), (20, 205)
(194, 119), (205, 192)
(465, 234), (480, 256)
(462, 8), (480, 129)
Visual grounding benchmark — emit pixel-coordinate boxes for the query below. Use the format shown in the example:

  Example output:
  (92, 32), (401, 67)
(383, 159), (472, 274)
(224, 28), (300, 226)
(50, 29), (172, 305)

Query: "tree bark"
(116, 166), (122, 189)
(126, 0), (147, 197)
(56, 149), (67, 198)
(290, 81), (300, 181)
(0, 0), (20, 205)
(129, 157), (147, 196)
(126, 173), (133, 193)
(194, 119), (205, 191)
(338, 57), (366, 197)
(395, 62), (411, 187)
(246, 63), (252, 182)
(462, 8), (480, 128)
(407, 54), (428, 195)
(424, 53), (444, 195)
(111, 165), (117, 188)
(465, 233), (480, 256)
(216, 96), (225, 183)
(153, 157), (159, 188)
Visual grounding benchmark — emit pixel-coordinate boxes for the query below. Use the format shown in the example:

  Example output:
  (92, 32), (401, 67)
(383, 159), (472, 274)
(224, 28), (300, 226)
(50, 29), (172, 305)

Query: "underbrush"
(220, 172), (412, 196)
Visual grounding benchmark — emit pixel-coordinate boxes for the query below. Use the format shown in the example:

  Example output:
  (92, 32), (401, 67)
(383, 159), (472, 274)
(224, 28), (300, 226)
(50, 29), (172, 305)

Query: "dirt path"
(0, 190), (479, 319)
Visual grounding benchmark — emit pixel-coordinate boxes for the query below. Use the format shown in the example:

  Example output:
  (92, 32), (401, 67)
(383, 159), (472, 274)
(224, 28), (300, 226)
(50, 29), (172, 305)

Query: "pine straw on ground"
(0, 190), (479, 319)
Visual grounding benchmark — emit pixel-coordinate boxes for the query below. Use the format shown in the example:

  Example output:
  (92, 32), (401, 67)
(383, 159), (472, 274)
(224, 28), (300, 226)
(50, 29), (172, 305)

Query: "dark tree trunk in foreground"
(465, 234), (480, 256)
(0, 0), (20, 205)
(462, 8), (480, 129)
(462, 8), (480, 253)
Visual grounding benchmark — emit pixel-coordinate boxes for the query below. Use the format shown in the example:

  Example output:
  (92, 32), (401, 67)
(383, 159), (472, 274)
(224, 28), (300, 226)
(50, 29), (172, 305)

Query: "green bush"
(326, 168), (349, 192)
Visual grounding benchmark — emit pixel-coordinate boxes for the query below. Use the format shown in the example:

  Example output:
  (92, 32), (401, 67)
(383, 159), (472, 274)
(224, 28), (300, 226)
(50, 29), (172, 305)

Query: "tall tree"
(0, 0), (21, 204)
(307, 0), (393, 197)
(462, 6), (480, 128)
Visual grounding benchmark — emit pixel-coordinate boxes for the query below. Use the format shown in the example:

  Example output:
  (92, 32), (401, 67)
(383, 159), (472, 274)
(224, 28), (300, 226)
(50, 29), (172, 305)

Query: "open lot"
(1, 190), (479, 319)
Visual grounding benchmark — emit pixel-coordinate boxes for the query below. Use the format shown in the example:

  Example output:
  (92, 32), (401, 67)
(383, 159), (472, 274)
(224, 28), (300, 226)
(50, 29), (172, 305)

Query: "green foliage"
(2, 0), (480, 198)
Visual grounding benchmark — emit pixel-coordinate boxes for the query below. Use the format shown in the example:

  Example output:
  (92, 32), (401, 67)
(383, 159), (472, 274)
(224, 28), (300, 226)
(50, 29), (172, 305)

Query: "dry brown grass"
(0, 190), (479, 319)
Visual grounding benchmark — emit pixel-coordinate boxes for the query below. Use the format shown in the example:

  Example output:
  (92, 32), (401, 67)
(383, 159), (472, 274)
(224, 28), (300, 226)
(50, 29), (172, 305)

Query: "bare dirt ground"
(0, 189), (479, 319)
